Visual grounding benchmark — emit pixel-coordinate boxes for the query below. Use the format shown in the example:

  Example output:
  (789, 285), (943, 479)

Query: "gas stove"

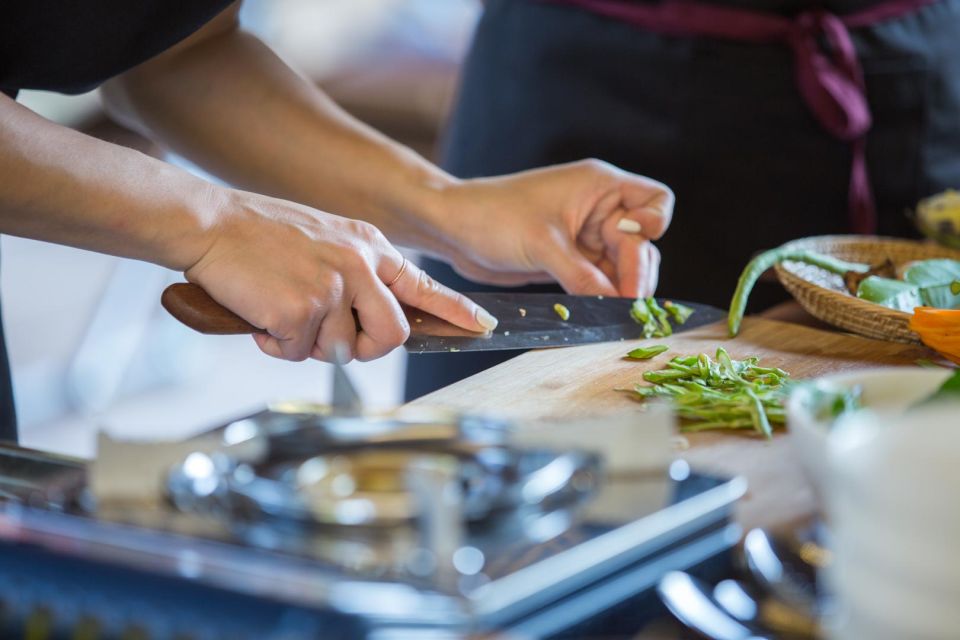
(0, 364), (744, 639)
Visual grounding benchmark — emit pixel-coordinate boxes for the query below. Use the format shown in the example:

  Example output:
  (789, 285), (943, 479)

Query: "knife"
(160, 283), (725, 354)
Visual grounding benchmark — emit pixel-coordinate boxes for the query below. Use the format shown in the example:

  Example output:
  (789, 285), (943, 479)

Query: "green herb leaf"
(903, 259), (960, 309)
(856, 276), (923, 312)
(626, 344), (669, 360)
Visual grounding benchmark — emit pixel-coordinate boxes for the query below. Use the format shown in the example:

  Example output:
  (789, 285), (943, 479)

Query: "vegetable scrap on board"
(625, 347), (789, 439)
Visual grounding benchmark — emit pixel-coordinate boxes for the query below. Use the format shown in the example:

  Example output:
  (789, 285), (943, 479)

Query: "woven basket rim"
(772, 235), (960, 344)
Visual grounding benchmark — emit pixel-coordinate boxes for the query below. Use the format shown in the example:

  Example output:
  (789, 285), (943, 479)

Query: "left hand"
(437, 159), (673, 297)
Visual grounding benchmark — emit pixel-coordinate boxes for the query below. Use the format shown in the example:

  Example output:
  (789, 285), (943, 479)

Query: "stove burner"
(165, 360), (602, 530)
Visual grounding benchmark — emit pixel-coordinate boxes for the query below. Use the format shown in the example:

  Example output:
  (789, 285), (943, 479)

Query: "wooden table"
(409, 307), (932, 534)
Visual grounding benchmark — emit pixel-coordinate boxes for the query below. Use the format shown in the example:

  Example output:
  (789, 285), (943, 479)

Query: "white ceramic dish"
(785, 367), (953, 502)
(824, 405), (960, 640)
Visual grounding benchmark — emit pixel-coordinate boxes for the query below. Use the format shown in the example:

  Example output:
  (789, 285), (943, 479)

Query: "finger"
(389, 260), (498, 333)
(618, 179), (675, 240)
(644, 242), (661, 297)
(536, 231), (618, 296)
(311, 308), (358, 362)
(353, 278), (410, 362)
(597, 255), (618, 285)
(255, 298), (324, 362)
(252, 333), (284, 359)
(613, 235), (644, 297)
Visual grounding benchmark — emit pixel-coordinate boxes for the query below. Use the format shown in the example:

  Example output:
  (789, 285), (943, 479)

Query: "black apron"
(406, 0), (960, 400)
(0, 0), (235, 441)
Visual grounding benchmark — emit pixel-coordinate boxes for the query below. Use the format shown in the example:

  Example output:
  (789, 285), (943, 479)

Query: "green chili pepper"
(727, 248), (869, 337)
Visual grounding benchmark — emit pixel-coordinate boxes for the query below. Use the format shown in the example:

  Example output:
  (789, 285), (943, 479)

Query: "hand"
(185, 190), (498, 362)
(438, 159), (673, 297)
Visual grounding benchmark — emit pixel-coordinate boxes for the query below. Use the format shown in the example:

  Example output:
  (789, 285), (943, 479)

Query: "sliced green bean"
(625, 347), (790, 438)
(626, 344), (669, 360)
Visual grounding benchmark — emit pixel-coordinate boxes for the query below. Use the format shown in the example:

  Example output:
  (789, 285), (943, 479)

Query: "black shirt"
(0, 0), (235, 441)
(1, 1), (235, 97)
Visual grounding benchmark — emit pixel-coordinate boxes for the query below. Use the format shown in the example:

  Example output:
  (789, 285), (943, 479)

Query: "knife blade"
(160, 284), (726, 354)
(404, 292), (726, 353)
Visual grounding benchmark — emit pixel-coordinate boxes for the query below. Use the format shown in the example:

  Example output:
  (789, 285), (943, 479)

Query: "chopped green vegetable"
(663, 301), (694, 325)
(952, 281), (960, 296)
(630, 297), (693, 338)
(728, 248), (868, 337)
(856, 276), (923, 312)
(626, 344), (669, 360)
(630, 298), (650, 323)
(626, 347), (790, 438)
(646, 298), (672, 337)
(553, 303), (571, 321)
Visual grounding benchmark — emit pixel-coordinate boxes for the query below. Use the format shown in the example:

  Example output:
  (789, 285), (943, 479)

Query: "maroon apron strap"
(543, 0), (939, 234)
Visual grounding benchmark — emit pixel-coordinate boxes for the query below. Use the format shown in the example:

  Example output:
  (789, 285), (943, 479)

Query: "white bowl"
(825, 405), (960, 640)
(786, 367), (952, 502)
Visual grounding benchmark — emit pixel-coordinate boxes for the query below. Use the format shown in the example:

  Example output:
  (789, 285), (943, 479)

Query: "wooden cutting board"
(409, 316), (934, 533)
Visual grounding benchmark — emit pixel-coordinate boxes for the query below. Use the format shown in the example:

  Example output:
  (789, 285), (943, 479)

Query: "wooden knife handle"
(161, 283), (266, 335)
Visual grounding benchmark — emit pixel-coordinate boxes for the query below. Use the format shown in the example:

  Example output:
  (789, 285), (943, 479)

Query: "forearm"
(0, 94), (219, 270)
(103, 25), (458, 258)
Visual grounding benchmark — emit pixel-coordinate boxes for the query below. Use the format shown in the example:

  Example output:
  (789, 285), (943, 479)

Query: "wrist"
(155, 179), (233, 273)
(375, 155), (464, 258)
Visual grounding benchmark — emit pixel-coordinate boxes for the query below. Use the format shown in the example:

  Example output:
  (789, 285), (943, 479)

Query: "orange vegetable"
(912, 307), (960, 329)
(910, 307), (960, 364)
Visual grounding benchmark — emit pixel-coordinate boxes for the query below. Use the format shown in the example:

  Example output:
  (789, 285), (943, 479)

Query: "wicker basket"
(774, 236), (960, 344)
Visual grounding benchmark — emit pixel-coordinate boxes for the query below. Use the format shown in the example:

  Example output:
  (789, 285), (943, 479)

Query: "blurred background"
(9, 0), (482, 457)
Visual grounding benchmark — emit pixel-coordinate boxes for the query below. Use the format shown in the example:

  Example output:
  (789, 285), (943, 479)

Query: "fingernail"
(616, 218), (643, 234)
(476, 307), (499, 331)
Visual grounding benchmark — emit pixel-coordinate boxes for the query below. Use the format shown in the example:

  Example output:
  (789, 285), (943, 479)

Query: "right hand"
(185, 190), (498, 362)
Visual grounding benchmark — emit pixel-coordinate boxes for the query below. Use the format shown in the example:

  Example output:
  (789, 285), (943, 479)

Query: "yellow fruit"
(915, 190), (960, 250)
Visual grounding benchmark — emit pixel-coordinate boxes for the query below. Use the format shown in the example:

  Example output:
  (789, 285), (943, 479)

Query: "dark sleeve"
(0, 0), (234, 96)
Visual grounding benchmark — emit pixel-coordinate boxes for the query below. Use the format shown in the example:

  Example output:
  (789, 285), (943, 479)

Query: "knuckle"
(416, 270), (442, 297)
(283, 347), (310, 363)
(579, 157), (607, 172)
(315, 271), (344, 299)
(274, 296), (319, 335)
(348, 220), (383, 245)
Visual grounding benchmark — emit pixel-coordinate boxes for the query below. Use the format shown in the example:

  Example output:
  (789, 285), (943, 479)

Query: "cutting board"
(410, 316), (935, 533)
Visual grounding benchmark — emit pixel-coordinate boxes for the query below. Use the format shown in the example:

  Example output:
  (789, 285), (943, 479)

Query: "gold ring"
(386, 256), (408, 287)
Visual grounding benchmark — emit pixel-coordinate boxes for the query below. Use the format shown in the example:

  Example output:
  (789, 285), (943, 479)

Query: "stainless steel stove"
(0, 366), (744, 639)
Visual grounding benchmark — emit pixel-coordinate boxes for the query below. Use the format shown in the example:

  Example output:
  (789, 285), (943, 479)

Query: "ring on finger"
(386, 256), (408, 288)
